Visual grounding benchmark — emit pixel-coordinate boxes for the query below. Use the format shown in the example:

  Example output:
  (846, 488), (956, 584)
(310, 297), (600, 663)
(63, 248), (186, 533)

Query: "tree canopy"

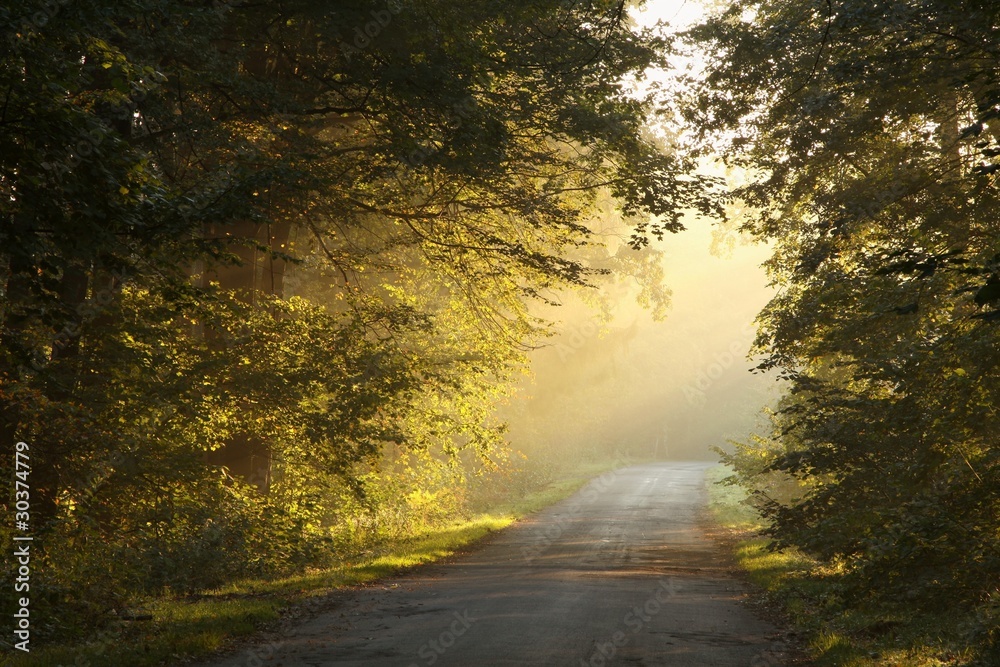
(682, 0), (1000, 658)
(0, 0), (718, 639)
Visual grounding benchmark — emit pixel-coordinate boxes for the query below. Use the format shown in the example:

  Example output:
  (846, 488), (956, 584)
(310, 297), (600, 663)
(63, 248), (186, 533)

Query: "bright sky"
(517, 0), (779, 460)
(632, 0), (779, 450)
(629, 0), (772, 322)
(634, 0), (706, 30)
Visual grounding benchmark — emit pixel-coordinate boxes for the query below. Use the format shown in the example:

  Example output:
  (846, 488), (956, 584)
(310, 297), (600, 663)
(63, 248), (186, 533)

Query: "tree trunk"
(200, 218), (291, 492)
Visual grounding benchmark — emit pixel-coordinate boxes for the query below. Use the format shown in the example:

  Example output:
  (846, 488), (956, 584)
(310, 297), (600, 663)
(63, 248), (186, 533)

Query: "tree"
(683, 0), (1000, 656)
(1, 0), (711, 639)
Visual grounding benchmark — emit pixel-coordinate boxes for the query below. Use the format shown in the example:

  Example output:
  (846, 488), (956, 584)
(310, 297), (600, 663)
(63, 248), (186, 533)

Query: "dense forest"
(2, 0), (999, 664)
(683, 0), (1000, 662)
(0, 0), (720, 647)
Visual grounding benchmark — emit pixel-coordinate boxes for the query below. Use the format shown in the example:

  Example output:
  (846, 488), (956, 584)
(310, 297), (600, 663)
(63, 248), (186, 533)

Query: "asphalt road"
(200, 462), (789, 666)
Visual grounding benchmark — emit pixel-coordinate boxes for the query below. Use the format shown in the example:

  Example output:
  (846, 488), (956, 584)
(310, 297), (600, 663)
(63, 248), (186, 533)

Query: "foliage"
(685, 0), (1000, 663)
(0, 0), (712, 645)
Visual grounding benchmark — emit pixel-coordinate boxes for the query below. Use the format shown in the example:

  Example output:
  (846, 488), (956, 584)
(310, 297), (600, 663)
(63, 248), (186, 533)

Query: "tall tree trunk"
(0, 253), (30, 521)
(33, 262), (91, 528)
(201, 218), (291, 492)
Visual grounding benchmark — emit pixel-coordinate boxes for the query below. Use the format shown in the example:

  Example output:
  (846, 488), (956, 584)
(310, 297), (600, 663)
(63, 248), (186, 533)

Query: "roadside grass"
(4, 456), (634, 667)
(705, 464), (984, 667)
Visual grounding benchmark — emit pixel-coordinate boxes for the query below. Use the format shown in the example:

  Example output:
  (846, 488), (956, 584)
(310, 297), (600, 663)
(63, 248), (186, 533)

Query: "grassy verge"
(5, 457), (631, 667)
(705, 464), (984, 667)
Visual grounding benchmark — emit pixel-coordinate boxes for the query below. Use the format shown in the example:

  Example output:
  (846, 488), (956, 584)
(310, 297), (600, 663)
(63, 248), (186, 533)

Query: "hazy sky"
(510, 0), (782, 462)
(637, 0), (706, 29)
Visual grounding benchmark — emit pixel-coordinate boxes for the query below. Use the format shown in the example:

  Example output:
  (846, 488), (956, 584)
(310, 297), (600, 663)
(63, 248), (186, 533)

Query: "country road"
(199, 462), (790, 666)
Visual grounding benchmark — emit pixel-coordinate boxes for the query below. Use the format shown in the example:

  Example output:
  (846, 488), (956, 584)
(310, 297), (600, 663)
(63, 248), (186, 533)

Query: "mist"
(504, 215), (780, 465)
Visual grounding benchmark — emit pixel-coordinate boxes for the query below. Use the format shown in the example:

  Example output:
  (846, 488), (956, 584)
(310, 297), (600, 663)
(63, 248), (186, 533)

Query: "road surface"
(199, 462), (789, 666)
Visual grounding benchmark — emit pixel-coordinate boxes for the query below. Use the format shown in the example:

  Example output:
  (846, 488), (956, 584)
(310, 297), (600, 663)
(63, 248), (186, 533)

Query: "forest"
(690, 1), (1000, 664)
(1, 0), (998, 665)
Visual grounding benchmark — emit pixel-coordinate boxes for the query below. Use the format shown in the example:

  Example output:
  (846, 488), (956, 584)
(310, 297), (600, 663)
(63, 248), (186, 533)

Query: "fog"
(495, 0), (781, 466)
(504, 215), (781, 464)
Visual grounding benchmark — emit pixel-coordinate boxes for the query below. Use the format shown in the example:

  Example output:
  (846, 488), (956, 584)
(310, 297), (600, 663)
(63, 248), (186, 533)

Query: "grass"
(4, 457), (629, 667)
(704, 464), (988, 667)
